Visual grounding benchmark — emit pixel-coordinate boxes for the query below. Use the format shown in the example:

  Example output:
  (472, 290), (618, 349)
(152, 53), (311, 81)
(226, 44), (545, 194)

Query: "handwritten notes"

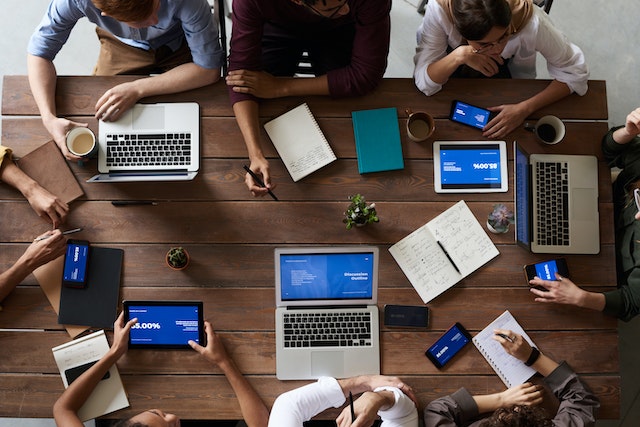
(389, 200), (499, 303)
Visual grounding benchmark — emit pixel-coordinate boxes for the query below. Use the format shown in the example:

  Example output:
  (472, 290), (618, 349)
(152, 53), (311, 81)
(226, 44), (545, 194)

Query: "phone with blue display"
(524, 258), (570, 291)
(425, 322), (472, 369)
(62, 239), (90, 288)
(449, 100), (495, 130)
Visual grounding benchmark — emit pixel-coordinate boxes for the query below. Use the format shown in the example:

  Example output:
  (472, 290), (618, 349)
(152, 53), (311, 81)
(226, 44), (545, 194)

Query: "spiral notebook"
(264, 103), (336, 182)
(472, 310), (538, 387)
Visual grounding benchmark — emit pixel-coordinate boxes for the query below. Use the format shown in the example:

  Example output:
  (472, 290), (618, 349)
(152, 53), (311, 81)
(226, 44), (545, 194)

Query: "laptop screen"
(275, 248), (378, 305)
(514, 142), (531, 247)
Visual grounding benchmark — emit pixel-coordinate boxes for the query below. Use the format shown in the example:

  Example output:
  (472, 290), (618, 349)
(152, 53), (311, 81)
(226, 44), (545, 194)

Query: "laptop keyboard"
(105, 133), (192, 167)
(535, 161), (570, 246)
(283, 311), (372, 348)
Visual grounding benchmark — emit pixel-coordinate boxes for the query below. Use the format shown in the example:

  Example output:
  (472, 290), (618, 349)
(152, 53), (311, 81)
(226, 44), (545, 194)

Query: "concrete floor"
(1, 0), (639, 425)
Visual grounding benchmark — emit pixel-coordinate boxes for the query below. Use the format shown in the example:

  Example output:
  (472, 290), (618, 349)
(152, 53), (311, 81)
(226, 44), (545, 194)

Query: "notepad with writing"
(389, 200), (499, 303)
(52, 330), (129, 421)
(473, 310), (538, 387)
(264, 103), (336, 182)
(351, 107), (404, 174)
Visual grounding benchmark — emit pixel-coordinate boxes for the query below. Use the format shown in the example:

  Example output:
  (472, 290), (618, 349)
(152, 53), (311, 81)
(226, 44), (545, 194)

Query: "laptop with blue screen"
(275, 247), (380, 380)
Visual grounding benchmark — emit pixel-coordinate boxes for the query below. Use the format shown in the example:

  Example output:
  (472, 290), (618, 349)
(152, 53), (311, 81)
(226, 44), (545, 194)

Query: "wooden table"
(0, 76), (619, 420)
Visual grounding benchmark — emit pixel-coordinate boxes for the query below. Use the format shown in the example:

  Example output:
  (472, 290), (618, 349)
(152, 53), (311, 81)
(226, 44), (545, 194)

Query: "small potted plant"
(487, 203), (515, 234)
(343, 194), (379, 230)
(166, 246), (190, 270)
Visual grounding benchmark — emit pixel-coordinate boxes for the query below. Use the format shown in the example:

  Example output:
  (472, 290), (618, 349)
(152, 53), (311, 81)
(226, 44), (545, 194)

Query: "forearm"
(27, 54), (58, 124)
(576, 290), (606, 312)
(216, 358), (269, 427)
(472, 392), (506, 414)
(274, 75), (329, 98)
(530, 352), (560, 377)
(0, 159), (41, 200)
(611, 127), (639, 145)
(0, 258), (32, 302)
(233, 100), (265, 161)
(127, 63), (220, 99)
(426, 47), (470, 85)
(516, 80), (571, 118)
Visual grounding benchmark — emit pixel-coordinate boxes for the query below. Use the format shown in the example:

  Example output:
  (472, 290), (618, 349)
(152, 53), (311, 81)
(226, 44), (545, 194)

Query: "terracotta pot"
(166, 248), (190, 270)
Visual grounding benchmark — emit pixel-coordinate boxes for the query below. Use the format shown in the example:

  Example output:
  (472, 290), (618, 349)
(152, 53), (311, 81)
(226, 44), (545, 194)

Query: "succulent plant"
(166, 247), (189, 269)
(487, 203), (515, 233)
(343, 194), (379, 230)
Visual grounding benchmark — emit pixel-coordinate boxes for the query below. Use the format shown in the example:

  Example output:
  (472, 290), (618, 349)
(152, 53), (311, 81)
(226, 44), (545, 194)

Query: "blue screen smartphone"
(449, 100), (495, 130)
(524, 258), (570, 291)
(62, 239), (90, 288)
(425, 322), (472, 369)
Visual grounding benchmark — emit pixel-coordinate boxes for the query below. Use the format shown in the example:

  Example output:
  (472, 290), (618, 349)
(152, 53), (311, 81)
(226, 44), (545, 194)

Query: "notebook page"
(472, 310), (537, 388)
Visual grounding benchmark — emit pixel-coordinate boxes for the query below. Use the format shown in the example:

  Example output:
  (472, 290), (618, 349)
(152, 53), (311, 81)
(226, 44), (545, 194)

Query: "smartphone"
(449, 99), (495, 130)
(524, 258), (570, 291)
(62, 239), (90, 288)
(64, 360), (110, 385)
(384, 304), (429, 327)
(425, 322), (472, 369)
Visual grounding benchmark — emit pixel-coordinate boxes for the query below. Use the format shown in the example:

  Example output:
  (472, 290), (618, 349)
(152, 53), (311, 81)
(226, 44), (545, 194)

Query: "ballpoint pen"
(111, 200), (158, 206)
(436, 241), (461, 274)
(495, 333), (514, 343)
(243, 165), (278, 201)
(349, 391), (355, 423)
(35, 228), (83, 242)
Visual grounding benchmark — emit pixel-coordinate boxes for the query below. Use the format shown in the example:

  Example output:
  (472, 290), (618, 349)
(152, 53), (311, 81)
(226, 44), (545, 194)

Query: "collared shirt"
(413, 1), (588, 96)
(28, 0), (223, 69)
(267, 377), (418, 427)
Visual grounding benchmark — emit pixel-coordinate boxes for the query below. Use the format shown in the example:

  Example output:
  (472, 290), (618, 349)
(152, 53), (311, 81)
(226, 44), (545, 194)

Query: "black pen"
(436, 240), (461, 274)
(243, 165), (278, 201)
(495, 333), (514, 343)
(349, 391), (355, 423)
(111, 201), (158, 206)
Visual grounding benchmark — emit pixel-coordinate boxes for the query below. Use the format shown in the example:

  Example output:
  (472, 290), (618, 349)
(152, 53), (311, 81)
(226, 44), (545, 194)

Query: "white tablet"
(433, 141), (508, 193)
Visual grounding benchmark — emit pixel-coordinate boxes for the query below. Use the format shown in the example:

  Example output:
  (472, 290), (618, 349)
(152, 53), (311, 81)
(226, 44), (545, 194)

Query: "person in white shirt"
(413, 0), (588, 140)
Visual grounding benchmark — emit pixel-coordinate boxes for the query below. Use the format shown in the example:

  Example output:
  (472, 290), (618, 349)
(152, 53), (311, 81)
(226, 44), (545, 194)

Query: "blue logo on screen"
(63, 243), (88, 282)
(535, 260), (558, 281)
(428, 324), (470, 365)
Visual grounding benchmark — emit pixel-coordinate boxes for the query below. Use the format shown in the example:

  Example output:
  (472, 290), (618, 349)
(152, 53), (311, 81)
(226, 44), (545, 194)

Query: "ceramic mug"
(65, 127), (97, 165)
(524, 115), (566, 145)
(405, 108), (435, 142)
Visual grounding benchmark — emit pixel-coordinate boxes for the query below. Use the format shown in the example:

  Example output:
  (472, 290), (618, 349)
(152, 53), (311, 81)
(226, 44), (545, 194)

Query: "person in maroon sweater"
(225, 0), (391, 197)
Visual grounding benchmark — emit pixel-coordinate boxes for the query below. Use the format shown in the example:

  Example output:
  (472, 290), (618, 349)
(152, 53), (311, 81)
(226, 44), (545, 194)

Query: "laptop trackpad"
(311, 351), (345, 378)
(572, 189), (597, 220)
(133, 106), (165, 130)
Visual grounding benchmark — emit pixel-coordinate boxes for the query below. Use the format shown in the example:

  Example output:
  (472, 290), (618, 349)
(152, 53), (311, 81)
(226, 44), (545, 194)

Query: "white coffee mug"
(65, 127), (97, 158)
(525, 115), (565, 145)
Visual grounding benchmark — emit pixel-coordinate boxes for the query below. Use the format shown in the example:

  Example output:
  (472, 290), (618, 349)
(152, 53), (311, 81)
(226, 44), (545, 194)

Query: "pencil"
(243, 165), (278, 201)
(349, 391), (355, 423)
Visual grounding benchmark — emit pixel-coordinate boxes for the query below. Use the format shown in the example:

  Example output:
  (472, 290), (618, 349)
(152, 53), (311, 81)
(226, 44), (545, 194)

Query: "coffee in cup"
(65, 127), (97, 158)
(524, 115), (565, 145)
(406, 108), (435, 142)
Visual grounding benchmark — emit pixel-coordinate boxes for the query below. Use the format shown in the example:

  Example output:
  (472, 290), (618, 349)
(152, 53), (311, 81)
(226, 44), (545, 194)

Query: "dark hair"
(480, 405), (553, 427)
(452, 0), (512, 41)
(111, 419), (148, 427)
(91, 0), (156, 23)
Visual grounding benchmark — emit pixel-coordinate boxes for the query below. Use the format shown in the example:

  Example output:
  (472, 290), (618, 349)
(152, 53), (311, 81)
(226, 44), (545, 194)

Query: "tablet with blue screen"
(433, 141), (508, 193)
(123, 301), (204, 349)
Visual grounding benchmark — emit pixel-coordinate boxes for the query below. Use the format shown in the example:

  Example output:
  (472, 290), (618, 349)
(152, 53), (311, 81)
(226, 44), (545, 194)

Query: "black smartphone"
(524, 258), (570, 291)
(449, 99), (495, 130)
(62, 239), (90, 288)
(425, 322), (472, 369)
(64, 360), (110, 385)
(384, 304), (429, 328)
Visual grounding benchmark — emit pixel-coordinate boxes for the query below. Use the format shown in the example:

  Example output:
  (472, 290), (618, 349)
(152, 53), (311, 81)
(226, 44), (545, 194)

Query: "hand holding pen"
(243, 164), (278, 200)
(25, 230), (67, 269)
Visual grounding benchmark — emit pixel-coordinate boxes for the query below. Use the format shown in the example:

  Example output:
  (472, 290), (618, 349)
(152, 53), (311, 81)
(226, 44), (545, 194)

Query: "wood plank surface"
(1, 76), (618, 421)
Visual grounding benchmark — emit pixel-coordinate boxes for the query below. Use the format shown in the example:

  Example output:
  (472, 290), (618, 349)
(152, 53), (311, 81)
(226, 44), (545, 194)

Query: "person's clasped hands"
(226, 70), (283, 98)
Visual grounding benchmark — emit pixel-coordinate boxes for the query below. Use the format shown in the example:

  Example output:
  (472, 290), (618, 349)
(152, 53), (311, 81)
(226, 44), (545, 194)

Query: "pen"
(35, 227), (83, 242)
(243, 165), (278, 201)
(495, 333), (514, 343)
(436, 240), (461, 274)
(111, 201), (158, 206)
(349, 391), (355, 423)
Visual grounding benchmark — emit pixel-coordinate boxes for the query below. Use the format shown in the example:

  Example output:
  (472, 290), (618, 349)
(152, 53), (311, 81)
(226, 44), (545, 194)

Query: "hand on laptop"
(95, 83), (140, 122)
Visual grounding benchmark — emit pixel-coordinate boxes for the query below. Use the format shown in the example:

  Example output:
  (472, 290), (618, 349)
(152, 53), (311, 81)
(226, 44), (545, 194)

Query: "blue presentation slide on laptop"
(127, 305), (201, 345)
(440, 145), (502, 187)
(280, 253), (374, 300)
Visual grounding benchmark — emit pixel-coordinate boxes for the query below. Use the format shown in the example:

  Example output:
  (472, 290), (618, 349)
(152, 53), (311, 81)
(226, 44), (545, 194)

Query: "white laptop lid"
(90, 102), (200, 182)
(275, 246), (379, 308)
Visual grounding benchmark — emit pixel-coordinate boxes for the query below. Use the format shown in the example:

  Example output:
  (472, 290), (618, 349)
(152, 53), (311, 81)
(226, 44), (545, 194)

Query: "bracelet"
(524, 347), (540, 366)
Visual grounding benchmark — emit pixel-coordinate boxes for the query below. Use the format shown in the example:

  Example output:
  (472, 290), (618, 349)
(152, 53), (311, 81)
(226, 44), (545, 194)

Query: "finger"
(189, 339), (204, 352)
(124, 317), (138, 332)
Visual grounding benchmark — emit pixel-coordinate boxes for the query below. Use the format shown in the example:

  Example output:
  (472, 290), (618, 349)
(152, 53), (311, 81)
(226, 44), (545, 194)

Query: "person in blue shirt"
(27, 0), (224, 161)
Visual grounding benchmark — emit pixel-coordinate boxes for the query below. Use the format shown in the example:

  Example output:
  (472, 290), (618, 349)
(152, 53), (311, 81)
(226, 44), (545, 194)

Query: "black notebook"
(58, 247), (124, 328)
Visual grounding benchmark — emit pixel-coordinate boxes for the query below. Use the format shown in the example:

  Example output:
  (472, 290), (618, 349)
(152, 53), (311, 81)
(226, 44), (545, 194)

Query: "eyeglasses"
(471, 30), (511, 54)
(304, 0), (348, 19)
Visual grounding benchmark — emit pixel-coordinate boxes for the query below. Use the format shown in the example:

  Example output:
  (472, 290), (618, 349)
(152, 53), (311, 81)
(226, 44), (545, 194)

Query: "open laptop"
(514, 141), (599, 254)
(275, 247), (380, 380)
(87, 102), (200, 182)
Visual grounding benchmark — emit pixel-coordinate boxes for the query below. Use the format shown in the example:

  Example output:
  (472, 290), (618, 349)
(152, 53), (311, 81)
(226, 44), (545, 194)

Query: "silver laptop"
(514, 141), (599, 254)
(88, 102), (200, 182)
(275, 247), (381, 380)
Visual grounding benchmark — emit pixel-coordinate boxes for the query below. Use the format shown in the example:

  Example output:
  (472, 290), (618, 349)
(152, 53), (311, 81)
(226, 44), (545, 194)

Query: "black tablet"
(123, 300), (205, 349)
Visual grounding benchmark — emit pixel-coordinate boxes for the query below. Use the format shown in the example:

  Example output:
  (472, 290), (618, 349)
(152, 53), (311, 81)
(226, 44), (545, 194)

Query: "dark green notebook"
(351, 107), (404, 174)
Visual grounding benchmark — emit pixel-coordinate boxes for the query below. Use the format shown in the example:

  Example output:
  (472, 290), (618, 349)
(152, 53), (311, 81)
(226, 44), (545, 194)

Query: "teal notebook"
(352, 107), (404, 174)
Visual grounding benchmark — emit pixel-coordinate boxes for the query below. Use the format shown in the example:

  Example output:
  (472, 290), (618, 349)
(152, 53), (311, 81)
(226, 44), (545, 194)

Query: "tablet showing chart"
(433, 141), (508, 193)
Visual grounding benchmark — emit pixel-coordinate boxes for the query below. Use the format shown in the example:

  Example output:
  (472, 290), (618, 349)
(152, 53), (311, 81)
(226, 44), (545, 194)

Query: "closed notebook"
(264, 103), (336, 182)
(351, 107), (404, 174)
